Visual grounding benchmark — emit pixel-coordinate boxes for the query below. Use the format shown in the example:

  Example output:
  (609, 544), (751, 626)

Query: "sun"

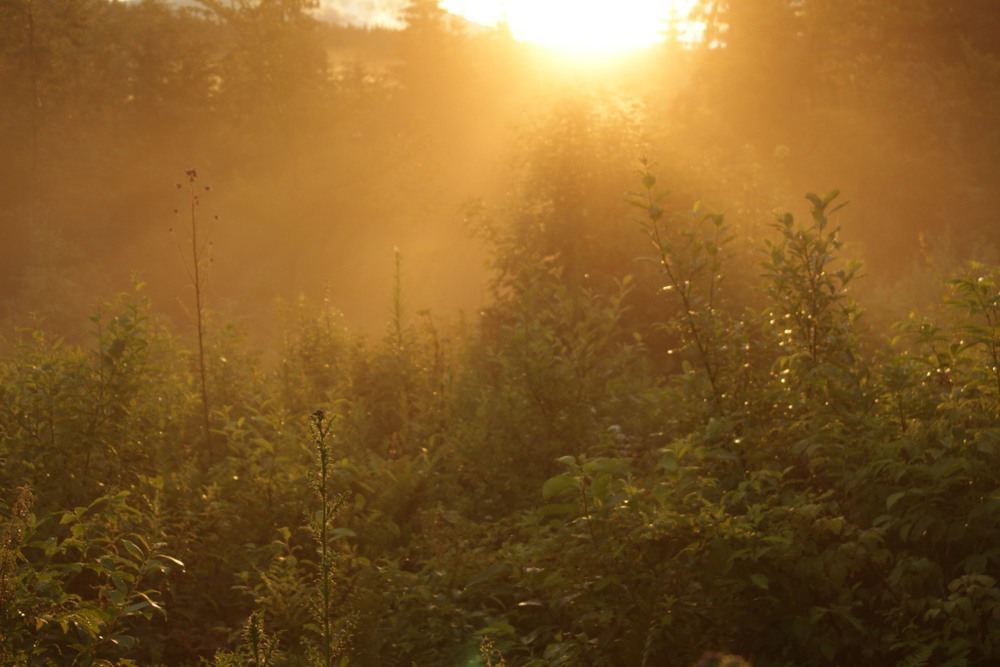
(442, 0), (699, 55)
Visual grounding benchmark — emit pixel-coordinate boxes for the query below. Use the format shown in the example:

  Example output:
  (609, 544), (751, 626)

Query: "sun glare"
(442, 0), (698, 55)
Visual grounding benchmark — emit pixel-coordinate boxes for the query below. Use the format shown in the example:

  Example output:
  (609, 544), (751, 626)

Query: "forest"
(1, 0), (1000, 665)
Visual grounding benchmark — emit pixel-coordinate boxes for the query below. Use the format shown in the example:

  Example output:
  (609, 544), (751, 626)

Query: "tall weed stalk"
(308, 409), (349, 665)
(174, 168), (214, 459)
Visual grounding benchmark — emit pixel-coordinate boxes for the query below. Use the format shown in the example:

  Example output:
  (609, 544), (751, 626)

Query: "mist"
(5, 2), (1000, 664)
(1, 0), (998, 341)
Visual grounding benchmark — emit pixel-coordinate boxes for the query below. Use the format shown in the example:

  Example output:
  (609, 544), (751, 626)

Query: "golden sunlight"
(442, 0), (698, 54)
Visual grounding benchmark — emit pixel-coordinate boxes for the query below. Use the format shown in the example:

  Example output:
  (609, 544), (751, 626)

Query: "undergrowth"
(1, 168), (999, 665)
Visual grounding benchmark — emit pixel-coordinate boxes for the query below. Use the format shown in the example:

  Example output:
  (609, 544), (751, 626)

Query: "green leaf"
(751, 573), (769, 590)
(111, 574), (128, 594)
(886, 491), (906, 510)
(478, 620), (515, 636)
(556, 455), (577, 468)
(582, 458), (628, 476)
(120, 538), (145, 561)
(144, 559), (170, 575)
(537, 503), (579, 518)
(542, 474), (578, 500)
(591, 474), (610, 504)
(152, 553), (185, 570)
(659, 453), (678, 471)
(123, 600), (151, 616)
(820, 640), (836, 662)
(66, 608), (106, 638)
(134, 591), (164, 614)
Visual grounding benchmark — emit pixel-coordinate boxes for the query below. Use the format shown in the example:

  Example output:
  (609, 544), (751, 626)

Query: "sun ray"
(442, 0), (699, 54)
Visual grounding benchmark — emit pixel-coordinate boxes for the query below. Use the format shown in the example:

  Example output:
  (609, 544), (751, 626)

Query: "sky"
(316, 0), (699, 51)
(152, 1), (702, 52)
(315, 0), (410, 28)
(444, 0), (692, 51)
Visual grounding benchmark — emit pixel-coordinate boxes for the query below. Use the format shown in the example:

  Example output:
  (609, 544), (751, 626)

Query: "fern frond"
(896, 643), (934, 667)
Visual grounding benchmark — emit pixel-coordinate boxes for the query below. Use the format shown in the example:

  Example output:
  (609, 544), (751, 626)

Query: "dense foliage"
(3, 162), (1000, 664)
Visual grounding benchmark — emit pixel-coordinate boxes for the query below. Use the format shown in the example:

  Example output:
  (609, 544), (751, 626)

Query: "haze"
(1, 0), (998, 340)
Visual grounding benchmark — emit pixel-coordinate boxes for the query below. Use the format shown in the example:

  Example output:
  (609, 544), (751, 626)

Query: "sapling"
(629, 159), (732, 411)
(307, 409), (349, 665)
